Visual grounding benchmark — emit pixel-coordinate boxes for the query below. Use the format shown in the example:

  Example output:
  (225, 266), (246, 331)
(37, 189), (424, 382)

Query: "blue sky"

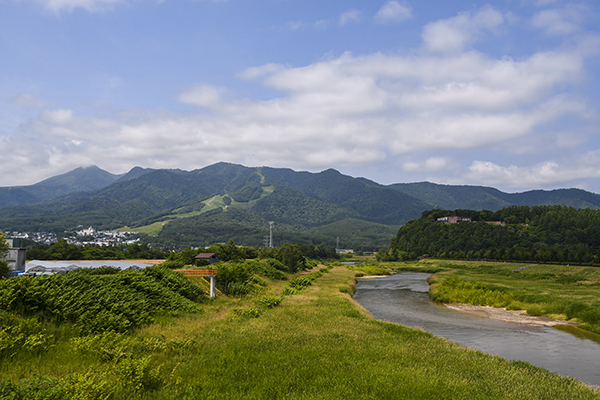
(1, 0), (600, 193)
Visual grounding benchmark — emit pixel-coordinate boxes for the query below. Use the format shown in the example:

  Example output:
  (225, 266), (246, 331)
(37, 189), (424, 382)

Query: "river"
(353, 272), (600, 387)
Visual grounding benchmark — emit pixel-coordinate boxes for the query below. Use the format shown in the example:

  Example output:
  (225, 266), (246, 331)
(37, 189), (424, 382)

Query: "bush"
(255, 295), (283, 308)
(118, 356), (163, 392)
(158, 260), (185, 270)
(429, 276), (512, 307)
(231, 307), (262, 318)
(247, 260), (287, 280)
(525, 304), (544, 316)
(0, 267), (205, 335)
(0, 373), (112, 400)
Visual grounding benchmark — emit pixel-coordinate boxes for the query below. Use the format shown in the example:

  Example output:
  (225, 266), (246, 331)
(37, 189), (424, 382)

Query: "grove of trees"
(386, 205), (600, 264)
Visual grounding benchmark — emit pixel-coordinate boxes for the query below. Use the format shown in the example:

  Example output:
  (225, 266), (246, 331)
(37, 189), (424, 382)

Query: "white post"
(210, 275), (216, 298)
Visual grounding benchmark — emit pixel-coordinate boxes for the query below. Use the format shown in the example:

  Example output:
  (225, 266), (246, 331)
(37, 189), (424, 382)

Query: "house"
(195, 253), (219, 264)
(437, 216), (472, 223)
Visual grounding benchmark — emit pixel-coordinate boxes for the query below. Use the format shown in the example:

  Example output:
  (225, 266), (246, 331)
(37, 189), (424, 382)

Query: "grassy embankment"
(373, 259), (600, 336)
(2, 264), (599, 399)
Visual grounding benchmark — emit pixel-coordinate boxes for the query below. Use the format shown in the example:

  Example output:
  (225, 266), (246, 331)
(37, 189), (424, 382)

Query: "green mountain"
(0, 165), (122, 209)
(389, 182), (600, 211)
(2, 163), (600, 249)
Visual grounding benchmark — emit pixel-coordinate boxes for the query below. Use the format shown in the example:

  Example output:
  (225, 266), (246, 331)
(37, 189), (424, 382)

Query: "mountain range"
(1, 163), (600, 249)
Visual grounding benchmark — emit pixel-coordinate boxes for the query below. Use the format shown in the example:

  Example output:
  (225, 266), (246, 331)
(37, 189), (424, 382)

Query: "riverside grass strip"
(2, 265), (599, 399)
(412, 259), (600, 334)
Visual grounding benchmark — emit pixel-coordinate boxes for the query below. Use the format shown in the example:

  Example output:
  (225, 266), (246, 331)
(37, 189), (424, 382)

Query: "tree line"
(384, 205), (600, 264)
(17, 238), (339, 273)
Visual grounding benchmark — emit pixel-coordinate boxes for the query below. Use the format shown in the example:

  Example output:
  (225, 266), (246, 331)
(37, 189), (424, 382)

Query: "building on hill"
(437, 216), (472, 223)
(195, 253), (219, 264)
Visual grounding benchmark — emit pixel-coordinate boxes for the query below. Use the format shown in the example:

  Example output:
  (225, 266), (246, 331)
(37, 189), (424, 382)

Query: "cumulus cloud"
(177, 84), (226, 108)
(21, 0), (228, 13)
(2, 4), (599, 189)
(404, 157), (451, 172)
(466, 154), (600, 190)
(10, 93), (48, 109)
(375, 1), (412, 24)
(422, 5), (504, 53)
(340, 9), (362, 26)
(25, 0), (124, 13)
(532, 6), (583, 35)
(5, 37), (593, 187)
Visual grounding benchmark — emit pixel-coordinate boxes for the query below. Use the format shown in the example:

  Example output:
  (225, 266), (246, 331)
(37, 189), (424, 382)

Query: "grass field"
(1, 264), (599, 399)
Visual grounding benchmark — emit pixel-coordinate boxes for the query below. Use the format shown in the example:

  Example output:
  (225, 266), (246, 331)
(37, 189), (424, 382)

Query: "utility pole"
(269, 221), (274, 248)
(336, 236), (340, 251)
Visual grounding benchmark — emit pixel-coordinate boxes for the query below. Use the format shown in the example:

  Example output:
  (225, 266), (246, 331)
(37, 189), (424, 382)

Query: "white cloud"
(10, 93), (48, 108)
(5, 39), (591, 187)
(21, 0), (227, 13)
(177, 84), (226, 108)
(340, 9), (362, 26)
(27, 0), (123, 13)
(422, 5), (504, 53)
(375, 1), (412, 24)
(285, 21), (305, 31)
(466, 154), (600, 190)
(1, 5), (599, 190)
(404, 157), (451, 172)
(532, 7), (583, 35)
(41, 109), (74, 124)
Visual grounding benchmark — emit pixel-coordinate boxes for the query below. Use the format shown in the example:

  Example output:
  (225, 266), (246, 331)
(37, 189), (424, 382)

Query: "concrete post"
(210, 275), (216, 298)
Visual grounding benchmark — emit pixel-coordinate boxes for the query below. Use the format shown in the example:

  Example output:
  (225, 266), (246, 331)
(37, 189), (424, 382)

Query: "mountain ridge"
(2, 163), (600, 249)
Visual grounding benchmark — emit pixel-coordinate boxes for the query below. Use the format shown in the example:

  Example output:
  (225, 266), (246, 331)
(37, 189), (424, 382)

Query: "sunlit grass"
(2, 265), (599, 399)
(403, 260), (600, 334)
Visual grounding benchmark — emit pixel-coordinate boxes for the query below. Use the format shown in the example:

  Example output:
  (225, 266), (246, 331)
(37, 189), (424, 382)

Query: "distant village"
(6, 226), (140, 247)
(3, 227), (142, 273)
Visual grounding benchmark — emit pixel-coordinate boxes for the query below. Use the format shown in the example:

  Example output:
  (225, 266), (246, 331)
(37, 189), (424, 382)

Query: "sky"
(1, 0), (600, 193)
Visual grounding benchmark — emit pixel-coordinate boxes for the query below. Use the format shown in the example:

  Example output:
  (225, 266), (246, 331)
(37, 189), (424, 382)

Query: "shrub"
(158, 260), (185, 270)
(0, 267), (205, 335)
(0, 374), (112, 400)
(247, 260), (288, 280)
(231, 307), (262, 318)
(525, 304), (544, 316)
(264, 258), (289, 273)
(118, 356), (163, 392)
(255, 295), (283, 308)
(429, 276), (512, 307)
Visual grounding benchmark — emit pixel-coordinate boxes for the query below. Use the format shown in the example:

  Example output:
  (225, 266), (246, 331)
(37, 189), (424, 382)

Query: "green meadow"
(1, 263), (599, 399)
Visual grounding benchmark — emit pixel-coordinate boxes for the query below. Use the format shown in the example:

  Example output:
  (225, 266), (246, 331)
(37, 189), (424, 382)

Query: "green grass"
(402, 260), (600, 334)
(1, 266), (599, 399)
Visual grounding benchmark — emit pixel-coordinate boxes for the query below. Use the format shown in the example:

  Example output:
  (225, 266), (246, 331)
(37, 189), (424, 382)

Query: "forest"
(386, 205), (600, 264)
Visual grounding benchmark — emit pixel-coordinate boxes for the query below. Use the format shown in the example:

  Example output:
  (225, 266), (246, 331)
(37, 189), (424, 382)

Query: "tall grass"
(1, 265), (598, 399)
(419, 260), (600, 334)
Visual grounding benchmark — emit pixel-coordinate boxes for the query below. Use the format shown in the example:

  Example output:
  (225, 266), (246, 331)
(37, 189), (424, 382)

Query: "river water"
(353, 272), (600, 387)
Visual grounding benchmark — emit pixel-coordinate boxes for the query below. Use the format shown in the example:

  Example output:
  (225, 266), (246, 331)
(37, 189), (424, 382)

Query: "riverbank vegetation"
(370, 259), (600, 335)
(2, 259), (599, 399)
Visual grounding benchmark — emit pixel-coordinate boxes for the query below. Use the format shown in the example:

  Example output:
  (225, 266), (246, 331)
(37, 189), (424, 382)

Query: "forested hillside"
(0, 166), (122, 209)
(390, 182), (600, 211)
(3, 162), (600, 250)
(388, 205), (600, 264)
